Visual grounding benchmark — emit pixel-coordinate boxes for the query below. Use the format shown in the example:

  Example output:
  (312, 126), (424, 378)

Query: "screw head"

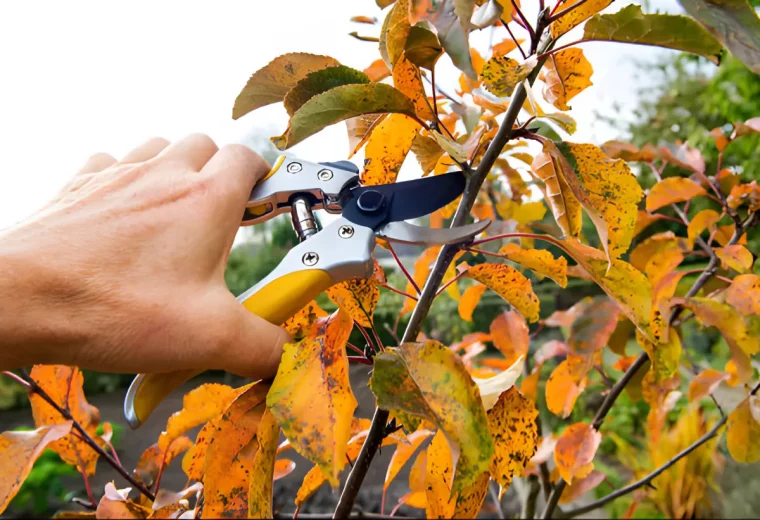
(302, 252), (319, 266)
(317, 169), (334, 181)
(338, 225), (355, 238)
(287, 162), (303, 173)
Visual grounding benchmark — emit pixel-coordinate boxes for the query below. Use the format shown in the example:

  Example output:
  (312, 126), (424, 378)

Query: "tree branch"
(562, 380), (760, 518)
(333, 35), (557, 520)
(20, 370), (155, 501)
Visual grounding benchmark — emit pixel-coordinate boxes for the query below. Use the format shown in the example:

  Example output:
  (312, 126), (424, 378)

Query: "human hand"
(0, 134), (290, 379)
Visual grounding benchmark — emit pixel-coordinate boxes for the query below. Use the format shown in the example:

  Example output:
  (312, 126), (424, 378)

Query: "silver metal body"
(243, 155), (357, 225)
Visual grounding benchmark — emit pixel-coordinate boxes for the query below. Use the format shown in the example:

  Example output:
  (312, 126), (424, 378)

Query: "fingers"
(201, 144), (271, 215)
(77, 152), (117, 175)
(120, 137), (170, 164)
(155, 133), (219, 171)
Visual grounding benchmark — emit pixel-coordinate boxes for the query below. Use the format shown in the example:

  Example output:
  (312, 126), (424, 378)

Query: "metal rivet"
(317, 169), (334, 181)
(287, 162), (303, 173)
(357, 189), (385, 213)
(338, 225), (354, 238)
(302, 252), (319, 266)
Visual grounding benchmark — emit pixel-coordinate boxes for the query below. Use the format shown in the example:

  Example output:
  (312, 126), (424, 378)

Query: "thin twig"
(536, 40), (583, 60)
(379, 283), (418, 300)
(512, 0), (537, 51)
(434, 269), (468, 297)
(348, 356), (374, 366)
(503, 19), (528, 59)
(356, 323), (378, 355)
(387, 242), (420, 295)
(2, 370), (31, 388)
(20, 370), (156, 501)
(383, 322), (400, 344)
(563, 381), (760, 518)
(333, 35), (557, 520)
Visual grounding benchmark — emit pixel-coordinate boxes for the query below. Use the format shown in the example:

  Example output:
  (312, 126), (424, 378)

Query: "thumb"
(206, 293), (291, 380)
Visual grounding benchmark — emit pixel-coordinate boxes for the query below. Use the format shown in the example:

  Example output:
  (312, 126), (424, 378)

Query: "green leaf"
(411, 0), (477, 79)
(582, 4), (724, 63)
(678, 0), (760, 73)
(370, 341), (495, 492)
(283, 66), (369, 116)
(271, 83), (417, 150)
(404, 24), (443, 70)
(232, 53), (340, 120)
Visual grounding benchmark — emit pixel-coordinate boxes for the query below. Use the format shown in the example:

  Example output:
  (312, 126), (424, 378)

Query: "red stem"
(504, 20), (528, 59)
(356, 323), (378, 354)
(80, 467), (96, 506)
(387, 242), (420, 295)
(537, 40), (583, 60)
(346, 341), (365, 356)
(435, 270), (468, 297)
(380, 283), (418, 301)
(348, 356), (374, 366)
(2, 370), (31, 388)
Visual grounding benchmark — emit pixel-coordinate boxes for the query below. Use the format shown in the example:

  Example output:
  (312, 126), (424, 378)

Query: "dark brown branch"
(562, 381), (760, 518)
(333, 34), (557, 520)
(20, 370), (155, 501)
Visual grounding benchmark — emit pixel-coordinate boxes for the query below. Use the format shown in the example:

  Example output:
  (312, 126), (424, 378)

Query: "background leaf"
(283, 66), (369, 116)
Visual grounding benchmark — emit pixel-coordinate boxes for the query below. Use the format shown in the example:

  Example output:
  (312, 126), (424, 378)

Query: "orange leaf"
(134, 437), (192, 487)
(351, 15), (377, 24)
(633, 210), (665, 237)
(687, 209), (721, 249)
(201, 382), (270, 519)
(498, 243), (568, 287)
(0, 422), (72, 514)
(29, 365), (101, 475)
(267, 310), (356, 487)
(248, 408), (281, 519)
(465, 263), (540, 322)
(545, 298), (589, 328)
(393, 55), (434, 120)
(550, 0), (613, 38)
(458, 284), (487, 321)
(601, 141), (658, 162)
(96, 482), (152, 519)
(715, 245), (754, 273)
(530, 151), (583, 238)
(273, 459), (296, 481)
(361, 113), (420, 185)
(726, 274), (760, 316)
(727, 181), (760, 212)
(559, 470), (606, 504)
(535, 339), (569, 365)
(492, 37), (525, 56)
(542, 49), (593, 111)
(453, 472), (490, 518)
(425, 431), (457, 518)
(489, 309), (530, 366)
(612, 354), (639, 372)
(554, 423), (602, 484)
(326, 278), (379, 327)
(646, 177), (707, 211)
(520, 366), (541, 403)
(159, 383), (245, 453)
(384, 428), (435, 492)
(567, 296), (621, 377)
(404, 449), (428, 509)
(487, 388), (539, 498)
(714, 223), (748, 246)
(726, 395), (760, 463)
(688, 368), (729, 403)
(546, 360), (587, 418)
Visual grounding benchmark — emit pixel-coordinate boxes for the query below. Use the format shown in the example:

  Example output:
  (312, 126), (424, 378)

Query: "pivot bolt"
(287, 162), (303, 173)
(338, 225), (355, 238)
(302, 252), (319, 266)
(317, 169), (334, 181)
(357, 189), (385, 213)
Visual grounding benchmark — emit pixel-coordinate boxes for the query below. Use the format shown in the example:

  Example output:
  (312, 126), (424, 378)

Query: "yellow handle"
(246, 155), (286, 218)
(125, 269), (334, 428)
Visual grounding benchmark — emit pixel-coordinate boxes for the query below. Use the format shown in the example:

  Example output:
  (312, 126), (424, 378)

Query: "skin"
(0, 134), (290, 379)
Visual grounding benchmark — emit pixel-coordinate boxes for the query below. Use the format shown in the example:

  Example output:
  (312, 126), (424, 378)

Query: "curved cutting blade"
(341, 171), (466, 229)
(376, 219), (491, 245)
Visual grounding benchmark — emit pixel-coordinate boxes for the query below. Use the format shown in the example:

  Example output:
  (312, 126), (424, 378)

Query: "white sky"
(0, 0), (683, 231)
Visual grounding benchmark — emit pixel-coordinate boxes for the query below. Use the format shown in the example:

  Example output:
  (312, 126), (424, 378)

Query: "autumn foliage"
(3, 0), (760, 518)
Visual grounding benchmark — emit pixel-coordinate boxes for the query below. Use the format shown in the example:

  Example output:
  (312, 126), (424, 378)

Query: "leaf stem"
(512, 0), (537, 51)
(379, 283), (418, 301)
(434, 269), (468, 297)
(20, 369), (156, 501)
(536, 40), (583, 60)
(503, 19), (528, 59)
(386, 242), (420, 295)
(346, 341), (365, 356)
(2, 370), (31, 388)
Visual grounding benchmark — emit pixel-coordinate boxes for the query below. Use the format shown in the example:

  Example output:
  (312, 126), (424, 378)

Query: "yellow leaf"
(432, 131), (468, 162)
(511, 200), (547, 224)
(727, 274), (760, 316)
(453, 471), (489, 518)
(498, 243), (568, 287)
(489, 310), (530, 366)
(0, 423), (72, 514)
(482, 56), (538, 97)
(715, 245), (754, 273)
(727, 396), (760, 463)
(530, 150), (583, 237)
(646, 177), (707, 211)
(411, 132), (445, 175)
(202, 382), (270, 519)
(29, 366), (101, 475)
(384, 429), (435, 492)
(282, 300), (328, 339)
(550, 0), (613, 38)
(371, 341), (495, 492)
(637, 329), (682, 385)
(458, 284), (487, 321)
(267, 310), (357, 487)
(381, 0), (411, 67)
(554, 141), (644, 262)
(687, 209), (721, 249)
(248, 409), (280, 519)
(542, 49), (593, 111)
(487, 388), (539, 498)
(425, 431), (458, 519)
(465, 263), (541, 322)
(554, 423), (602, 484)
(714, 223), (748, 246)
(361, 113), (420, 185)
(326, 278), (379, 327)
(688, 368), (729, 403)
(158, 383), (244, 452)
(403, 449), (428, 509)
(546, 360), (587, 417)
(393, 55), (434, 120)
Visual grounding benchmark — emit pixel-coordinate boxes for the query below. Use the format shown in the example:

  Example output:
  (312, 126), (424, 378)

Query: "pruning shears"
(123, 154), (490, 428)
